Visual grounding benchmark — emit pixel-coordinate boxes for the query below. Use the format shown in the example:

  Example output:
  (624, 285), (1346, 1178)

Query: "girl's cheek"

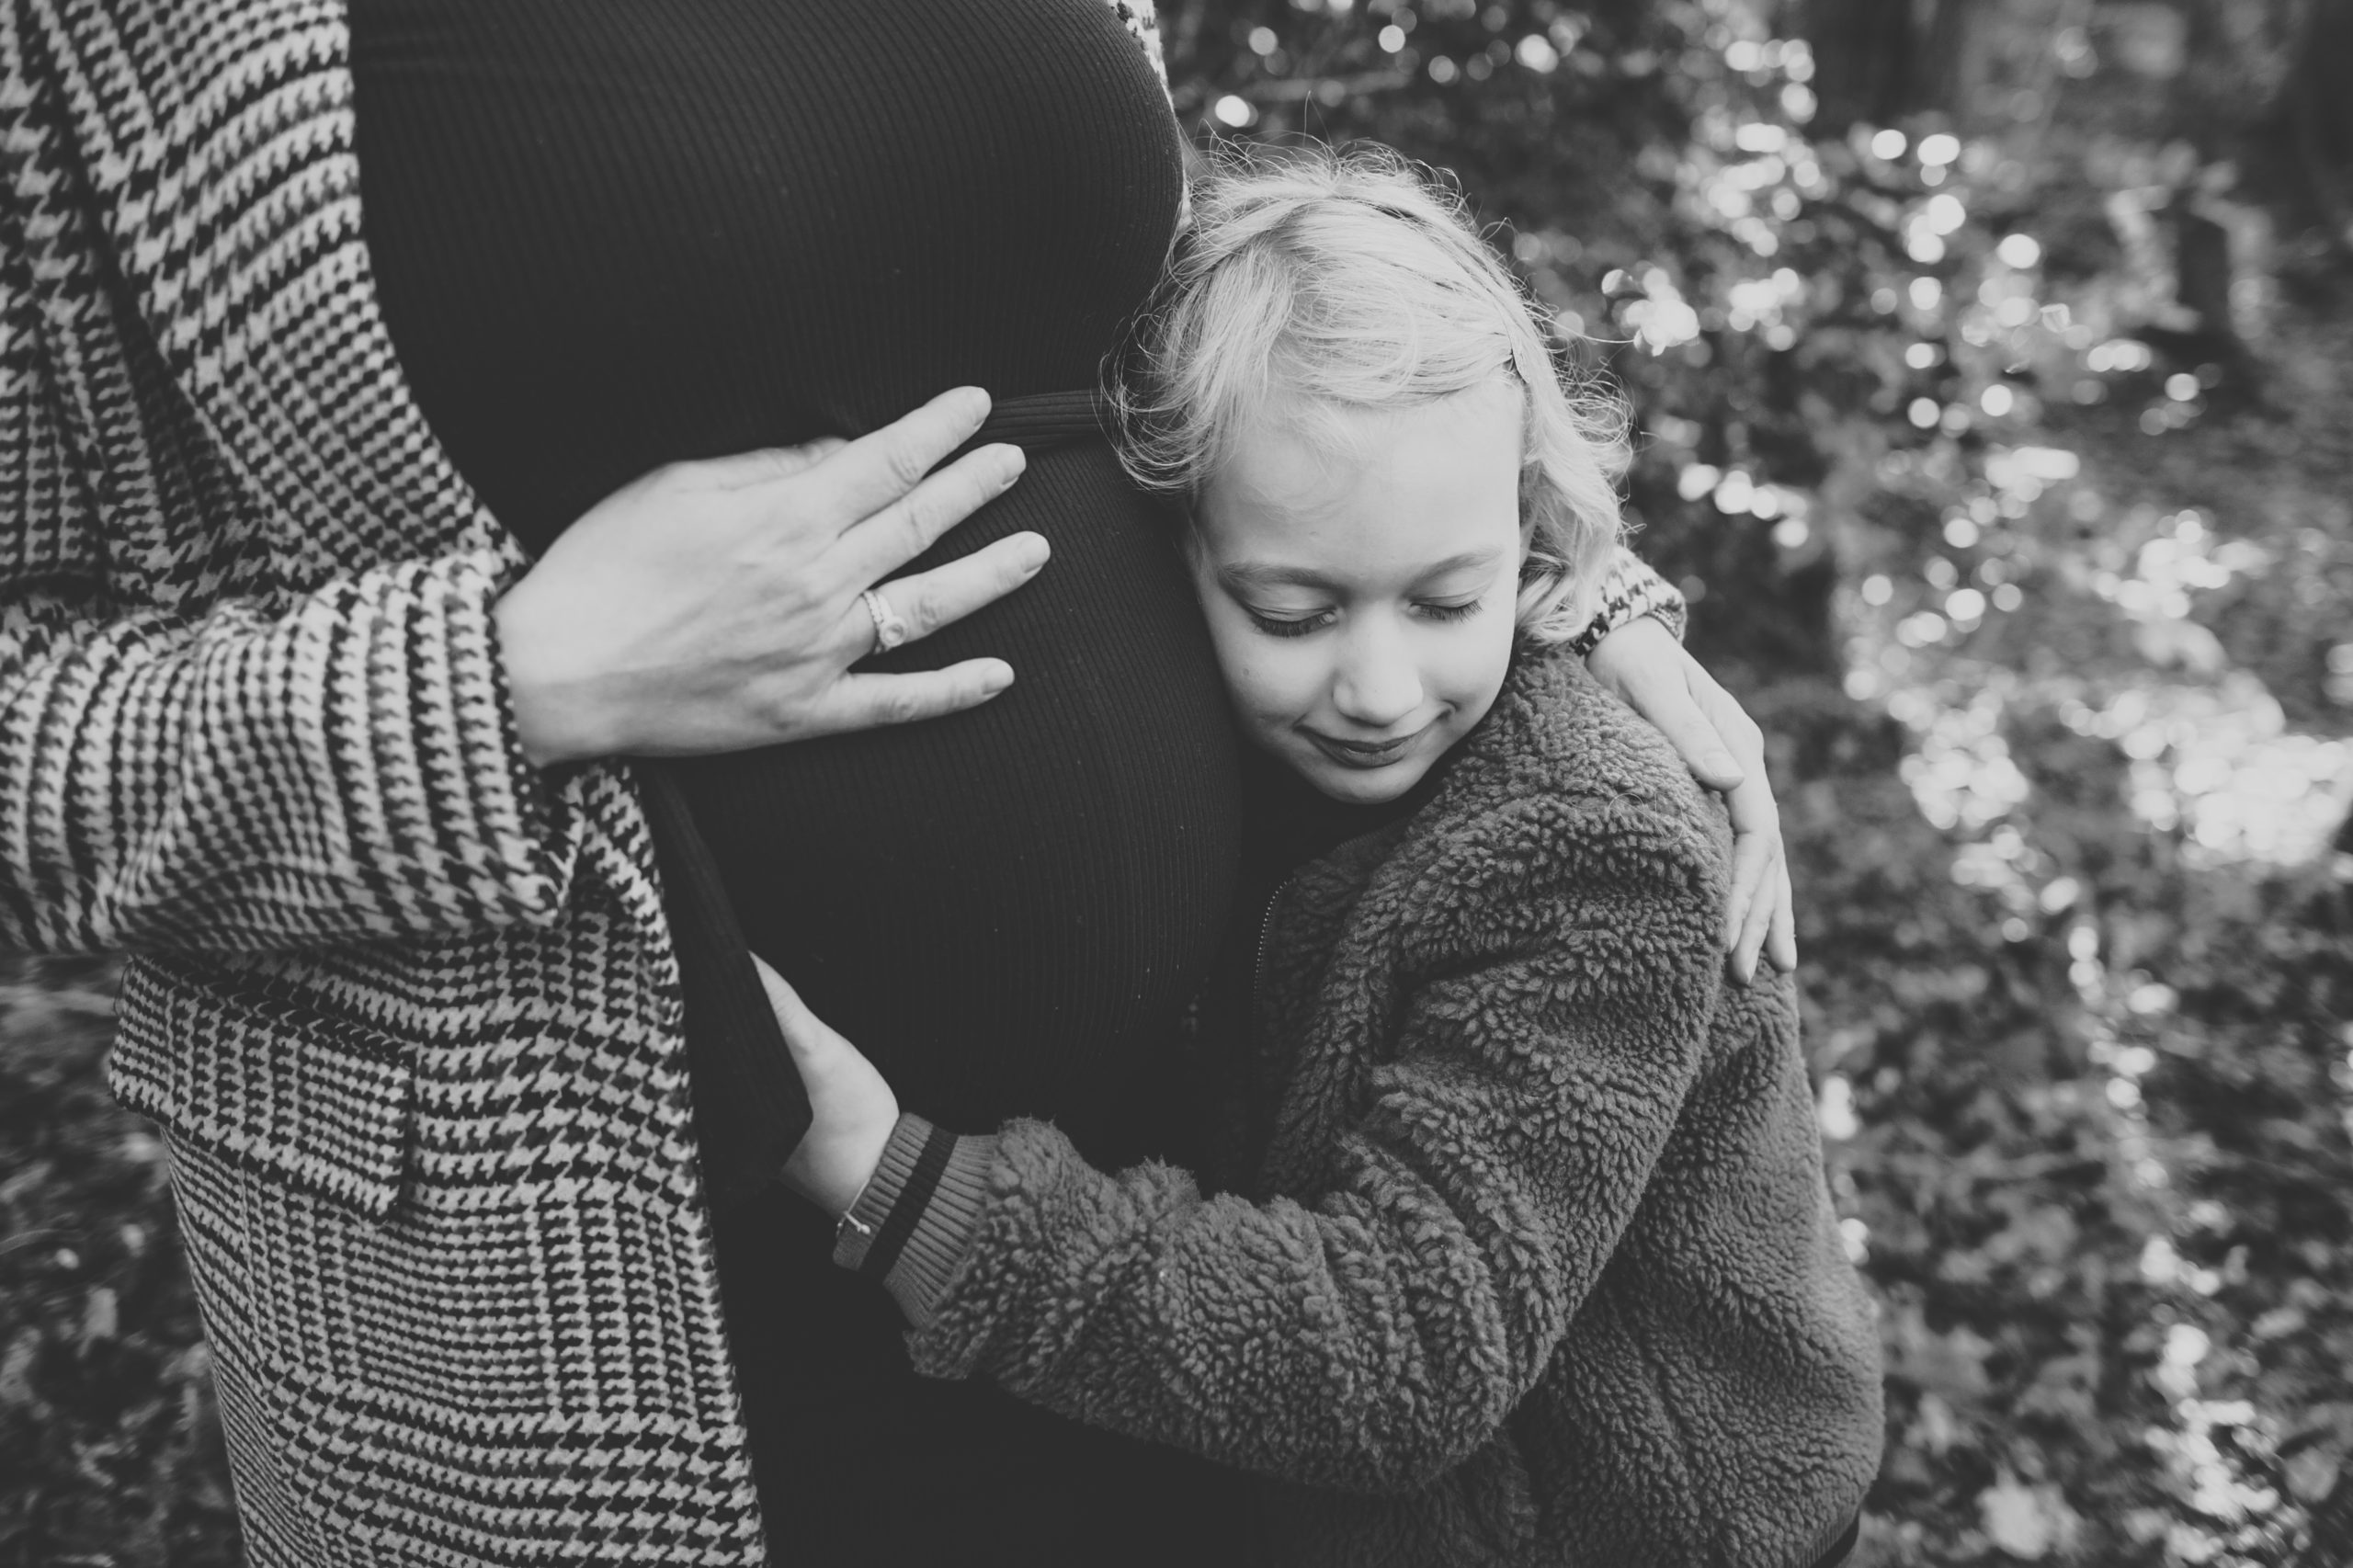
(1245, 642), (1333, 722)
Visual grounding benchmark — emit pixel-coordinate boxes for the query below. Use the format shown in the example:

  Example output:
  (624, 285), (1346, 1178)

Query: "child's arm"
(792, 789), (1733, 1495)
(1573, 551), (1795, 980)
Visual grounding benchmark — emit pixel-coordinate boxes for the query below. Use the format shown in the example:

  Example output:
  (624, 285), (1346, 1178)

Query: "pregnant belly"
(666, 438), (1238, 1158)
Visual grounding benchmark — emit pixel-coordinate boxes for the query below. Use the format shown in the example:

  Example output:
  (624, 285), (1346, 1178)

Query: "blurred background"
(6, 0), (2352, 1562)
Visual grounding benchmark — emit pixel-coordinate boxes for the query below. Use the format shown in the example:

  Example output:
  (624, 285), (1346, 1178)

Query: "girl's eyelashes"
(1245, 608), (1335, 638)
(1242, 597), (1485, 637)
(1416, 597), (1483, 623)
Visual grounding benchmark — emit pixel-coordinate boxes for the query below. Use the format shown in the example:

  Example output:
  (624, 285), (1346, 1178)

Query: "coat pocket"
(269, 1369), (759, 1566)
(110, 954), (414, 1220)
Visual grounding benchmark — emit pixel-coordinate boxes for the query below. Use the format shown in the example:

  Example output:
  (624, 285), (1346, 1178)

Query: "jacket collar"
(28, 0), (518, 577)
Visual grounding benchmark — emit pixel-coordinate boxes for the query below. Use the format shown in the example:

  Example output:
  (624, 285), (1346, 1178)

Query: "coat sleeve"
(0, 128), (579, 957)
(899, 791), (1730, 1494)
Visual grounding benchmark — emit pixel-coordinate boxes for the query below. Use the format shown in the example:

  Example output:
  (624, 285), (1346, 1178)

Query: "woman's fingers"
(830, 532), (1051, 659)
(804, 386), (997, 525)
(806, 660), (1017, 736)
(828, 443), (1028, 591)
(500, 387), (1034, 762)
(693, 436), (849, 490)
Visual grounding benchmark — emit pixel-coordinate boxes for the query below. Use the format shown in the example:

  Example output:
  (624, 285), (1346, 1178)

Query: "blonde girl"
(769, 145), (1882, 1568)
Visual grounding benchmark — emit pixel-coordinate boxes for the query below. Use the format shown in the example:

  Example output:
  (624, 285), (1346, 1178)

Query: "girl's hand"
(496, 386), (1047, 767)
(1585, 617), (1795, 983)
(754, 956), (901, 1216)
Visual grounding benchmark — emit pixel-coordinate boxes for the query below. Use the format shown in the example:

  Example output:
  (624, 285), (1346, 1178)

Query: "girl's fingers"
(1726, 842), (1798, 982)
(753, 956), (827, 1055)
(1595, 625), (1747, 790)
(1766, 862), (1799, 974)
(1725, 830), (1769, 959)
(1733, 866), (1777, 983)
(751, 953), (792, 1010)
(1687, 659), (1767, 799)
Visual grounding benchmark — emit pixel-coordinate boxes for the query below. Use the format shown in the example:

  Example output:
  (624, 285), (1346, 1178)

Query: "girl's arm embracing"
(874, 767), (1737, 1494)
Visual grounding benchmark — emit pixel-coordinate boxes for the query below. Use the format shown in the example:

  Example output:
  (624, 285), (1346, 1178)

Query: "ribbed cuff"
(832, 1114), (998, 1329)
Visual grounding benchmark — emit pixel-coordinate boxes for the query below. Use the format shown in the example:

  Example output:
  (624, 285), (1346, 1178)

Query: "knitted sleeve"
(0, 116), (577, 955)
(1572, 543), (1687, 654)
(888, 789), (1731, 1494)
(1097, 0), (1166, 86)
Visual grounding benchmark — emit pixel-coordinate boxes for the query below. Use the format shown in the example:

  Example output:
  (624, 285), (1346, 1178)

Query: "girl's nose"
(1330, 624), (1425, 730)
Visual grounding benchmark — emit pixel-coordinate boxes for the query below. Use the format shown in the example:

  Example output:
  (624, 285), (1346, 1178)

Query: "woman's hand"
(754, 957), (901, 1217)
(495, 387), (1044, 767)
(1585, 617), (1795, 983)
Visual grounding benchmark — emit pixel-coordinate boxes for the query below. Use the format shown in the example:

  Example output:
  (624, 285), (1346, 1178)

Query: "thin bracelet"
(834, 1167), (881, 1242)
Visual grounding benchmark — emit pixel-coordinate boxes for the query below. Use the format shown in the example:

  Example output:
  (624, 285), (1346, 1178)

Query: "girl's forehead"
(1212, 387), (1521, 514)
(1196, 391), (1525, 574)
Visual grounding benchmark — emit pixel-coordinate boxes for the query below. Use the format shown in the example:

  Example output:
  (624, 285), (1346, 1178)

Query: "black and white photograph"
(2, 0), (2349, 1563)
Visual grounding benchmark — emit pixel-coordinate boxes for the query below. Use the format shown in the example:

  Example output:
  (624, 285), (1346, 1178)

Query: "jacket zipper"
(1251, 875), (1298, 1014)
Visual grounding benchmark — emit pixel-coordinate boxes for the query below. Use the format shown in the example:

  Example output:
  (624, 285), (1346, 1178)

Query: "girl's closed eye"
(1246, 607), (1335, 638)
(1244, 596), (1484, 638)
(1416, 597), (1484, 623)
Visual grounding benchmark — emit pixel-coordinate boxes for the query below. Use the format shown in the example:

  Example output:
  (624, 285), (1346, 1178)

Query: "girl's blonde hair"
(1108, 144), (1630, 642)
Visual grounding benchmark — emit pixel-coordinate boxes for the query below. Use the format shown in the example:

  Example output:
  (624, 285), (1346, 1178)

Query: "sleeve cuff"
(1569, 546), (1688, 654)
(832, 1114), (997, 1329)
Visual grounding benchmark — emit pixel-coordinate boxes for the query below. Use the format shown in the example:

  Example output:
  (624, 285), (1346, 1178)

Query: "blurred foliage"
(6, 1), (2353, 1563)
(0, 959), (234, 1567)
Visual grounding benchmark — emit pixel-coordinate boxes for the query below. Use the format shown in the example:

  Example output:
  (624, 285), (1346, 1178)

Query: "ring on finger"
(860, 587), (911, 654)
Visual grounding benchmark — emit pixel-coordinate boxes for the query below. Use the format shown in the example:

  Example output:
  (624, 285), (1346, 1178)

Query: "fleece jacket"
(847, 642), (1886, 1567)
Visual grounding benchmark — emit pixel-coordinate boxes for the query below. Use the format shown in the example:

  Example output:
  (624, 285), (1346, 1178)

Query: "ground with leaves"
(6, 0), (2353, 1563)
(0, 959), (235, 1567)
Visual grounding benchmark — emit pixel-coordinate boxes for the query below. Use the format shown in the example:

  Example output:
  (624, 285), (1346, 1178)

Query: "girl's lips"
(1303, 722), (1430, 769)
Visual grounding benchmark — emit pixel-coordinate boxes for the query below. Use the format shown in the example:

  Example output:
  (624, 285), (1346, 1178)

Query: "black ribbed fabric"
(352, 0), (1187, 547)
(351, 4), (1253, 1561)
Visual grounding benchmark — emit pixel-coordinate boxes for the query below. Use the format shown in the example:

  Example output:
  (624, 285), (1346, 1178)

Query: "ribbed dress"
(348, 2), (1250, 1559)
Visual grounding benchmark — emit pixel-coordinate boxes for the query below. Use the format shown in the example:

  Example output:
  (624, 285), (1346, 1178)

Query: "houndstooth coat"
(0, 0), (1150, 1560)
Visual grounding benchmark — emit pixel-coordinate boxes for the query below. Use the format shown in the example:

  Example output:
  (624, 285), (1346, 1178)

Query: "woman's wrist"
(494, 586), (620, 768)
